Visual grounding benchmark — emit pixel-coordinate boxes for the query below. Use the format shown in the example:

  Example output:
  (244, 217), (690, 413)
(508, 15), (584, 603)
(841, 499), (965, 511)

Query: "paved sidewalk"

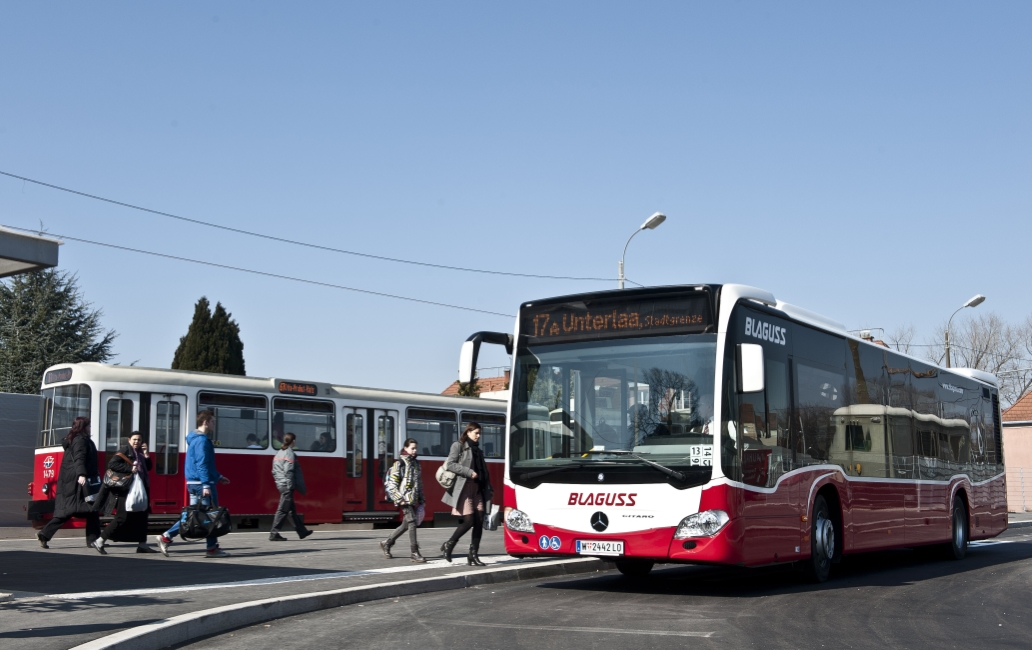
(0, 526), (518, 650)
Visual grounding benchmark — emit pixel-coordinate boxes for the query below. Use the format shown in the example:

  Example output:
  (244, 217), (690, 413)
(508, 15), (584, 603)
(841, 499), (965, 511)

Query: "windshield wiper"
(520, 463), (589, 481)
(582, 450), (687, 482)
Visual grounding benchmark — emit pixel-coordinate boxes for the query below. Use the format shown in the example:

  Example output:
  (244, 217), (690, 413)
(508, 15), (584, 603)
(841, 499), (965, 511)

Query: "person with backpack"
(155, 410), (231, 558)
(378, 437), (426, 563)
(269, 432), (313, 541)
(37, 417), (101, 549)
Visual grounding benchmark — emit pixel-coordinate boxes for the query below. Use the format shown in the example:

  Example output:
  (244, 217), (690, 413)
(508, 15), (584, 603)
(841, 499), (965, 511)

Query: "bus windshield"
(510, 335), (717, 473)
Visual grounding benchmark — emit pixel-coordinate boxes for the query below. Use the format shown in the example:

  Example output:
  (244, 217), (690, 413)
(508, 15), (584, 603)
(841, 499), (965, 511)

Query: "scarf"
(128, 445), (149, 488)
(468, 439), (488, 490)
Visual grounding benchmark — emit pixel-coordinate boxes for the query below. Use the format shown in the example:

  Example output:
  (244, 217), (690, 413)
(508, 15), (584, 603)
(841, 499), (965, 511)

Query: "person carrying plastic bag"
(379, 437), (426, 563)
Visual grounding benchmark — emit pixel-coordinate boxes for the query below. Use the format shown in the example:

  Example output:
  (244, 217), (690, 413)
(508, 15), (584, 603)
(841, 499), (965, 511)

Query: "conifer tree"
(172, 297), (246, 375)
(456, 374), (481, 397)
(0, 270), (116, 394)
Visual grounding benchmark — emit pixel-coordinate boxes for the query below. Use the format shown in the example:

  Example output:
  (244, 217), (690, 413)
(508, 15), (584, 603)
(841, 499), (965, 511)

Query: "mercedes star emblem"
(590, 511), (609, 532)
(597, 473), (605, 482)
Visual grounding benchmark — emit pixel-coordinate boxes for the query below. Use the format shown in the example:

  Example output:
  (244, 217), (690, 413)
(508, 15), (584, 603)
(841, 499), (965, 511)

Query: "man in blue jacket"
(156, 410), (231, 558)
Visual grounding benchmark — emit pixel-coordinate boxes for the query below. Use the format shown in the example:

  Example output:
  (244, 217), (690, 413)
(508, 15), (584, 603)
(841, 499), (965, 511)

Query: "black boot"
(379, 539), (394, 559)
(411, 544), (426, 563)
(441, 539), (457, 562)
(468, 541), (486, 566)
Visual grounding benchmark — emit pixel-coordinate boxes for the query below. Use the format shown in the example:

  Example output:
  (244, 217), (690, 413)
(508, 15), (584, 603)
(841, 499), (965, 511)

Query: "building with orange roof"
(441, 370), (510, 400)
(1004, 390), (1032, 512)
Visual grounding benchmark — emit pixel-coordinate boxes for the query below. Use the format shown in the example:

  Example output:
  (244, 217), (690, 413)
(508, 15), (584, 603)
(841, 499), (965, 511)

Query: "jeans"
(386, 505), (418, 548)
(164, 485), (219, 551)
(270, 490), (307, 536)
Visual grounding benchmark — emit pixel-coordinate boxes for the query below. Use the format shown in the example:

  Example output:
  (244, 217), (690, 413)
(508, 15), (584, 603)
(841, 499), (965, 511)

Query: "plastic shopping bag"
(125, 477), (148, 512)
(415, 504), (426, 526)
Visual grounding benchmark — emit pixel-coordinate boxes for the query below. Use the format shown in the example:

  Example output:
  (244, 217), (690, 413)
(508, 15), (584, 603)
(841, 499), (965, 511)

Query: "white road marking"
(443, 621), (717, 638)
(42, 555), (538, 600)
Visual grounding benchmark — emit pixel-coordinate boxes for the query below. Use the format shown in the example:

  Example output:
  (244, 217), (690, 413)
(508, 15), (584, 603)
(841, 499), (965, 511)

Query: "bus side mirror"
(459, 340), (478, 385)
(737, 344), (765, 393)
(458, 331), (515, 385)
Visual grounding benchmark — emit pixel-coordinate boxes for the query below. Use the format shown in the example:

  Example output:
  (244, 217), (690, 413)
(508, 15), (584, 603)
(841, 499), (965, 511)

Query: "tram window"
(273, 398), (336, 453)
(105, 398), (134, 452)
(155, 400), (181, 475)
(347, 413), (363, 477)
(462, 412), (505, 459)
(38, 385), (92, 448)
(199, 392), (270, 449)
(406, 408), (457, 457)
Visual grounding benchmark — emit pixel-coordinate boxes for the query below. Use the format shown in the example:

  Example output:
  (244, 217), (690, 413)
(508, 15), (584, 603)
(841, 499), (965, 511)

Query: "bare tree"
(924, 312), (1032, 405)
(886, 324), (916, 354)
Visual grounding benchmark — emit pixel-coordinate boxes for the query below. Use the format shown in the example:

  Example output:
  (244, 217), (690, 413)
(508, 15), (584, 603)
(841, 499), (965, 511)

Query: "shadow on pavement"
(537, 540), (1032, 598)
(0, 619), (164, 639)
(0, 550), (340, 594)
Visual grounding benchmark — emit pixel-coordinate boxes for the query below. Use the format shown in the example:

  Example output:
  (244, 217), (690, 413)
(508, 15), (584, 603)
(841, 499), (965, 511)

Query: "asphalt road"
(180, 530), (1032, 650)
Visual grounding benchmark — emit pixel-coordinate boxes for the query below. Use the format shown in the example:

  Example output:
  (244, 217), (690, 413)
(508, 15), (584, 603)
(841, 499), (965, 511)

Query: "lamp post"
(945, 294), (985, 368)
(618, 212), (666, 289)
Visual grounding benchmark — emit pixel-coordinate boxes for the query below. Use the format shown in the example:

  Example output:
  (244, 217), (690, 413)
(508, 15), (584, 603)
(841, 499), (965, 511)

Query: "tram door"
(343, 407), (368, 510)
(373, 409), (399, 509)
(148, 394), (187, 514)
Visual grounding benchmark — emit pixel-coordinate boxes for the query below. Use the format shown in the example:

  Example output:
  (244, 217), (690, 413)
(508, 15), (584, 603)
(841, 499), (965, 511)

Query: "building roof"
(1003, 390), (1032, 423)
(442, 371), (510, 397)
(0, 227), (60, 278)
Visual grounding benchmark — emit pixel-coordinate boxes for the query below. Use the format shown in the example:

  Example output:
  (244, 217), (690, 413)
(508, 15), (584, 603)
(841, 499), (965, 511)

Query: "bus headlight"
(674, 510), (729, 539)
(505, 508), (535, 533)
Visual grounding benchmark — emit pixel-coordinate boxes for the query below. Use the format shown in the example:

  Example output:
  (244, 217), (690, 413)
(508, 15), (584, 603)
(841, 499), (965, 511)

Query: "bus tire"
(615, 559), (654, 578)
(804, 494), (835, 583)
(944, 496), (968, 561)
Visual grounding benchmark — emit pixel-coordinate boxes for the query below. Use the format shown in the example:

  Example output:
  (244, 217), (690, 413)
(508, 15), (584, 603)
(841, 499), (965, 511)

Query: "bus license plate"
(576, 540), (624, 556)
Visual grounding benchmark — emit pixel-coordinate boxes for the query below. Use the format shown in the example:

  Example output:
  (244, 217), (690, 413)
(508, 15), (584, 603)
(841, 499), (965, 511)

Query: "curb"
(1008, 520), (1032, 530)
(69, 557), (613, 650)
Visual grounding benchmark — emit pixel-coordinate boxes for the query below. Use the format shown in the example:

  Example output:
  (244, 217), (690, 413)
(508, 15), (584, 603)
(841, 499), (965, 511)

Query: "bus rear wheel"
(615, 559), (654, 578)
(803, 494), (835, 583)
(944, 496), (968, 561)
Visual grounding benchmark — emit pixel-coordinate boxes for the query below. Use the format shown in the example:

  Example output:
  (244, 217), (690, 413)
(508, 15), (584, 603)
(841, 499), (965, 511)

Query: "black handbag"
(103, 453), (134, 490)
(178, 503), (233, 540)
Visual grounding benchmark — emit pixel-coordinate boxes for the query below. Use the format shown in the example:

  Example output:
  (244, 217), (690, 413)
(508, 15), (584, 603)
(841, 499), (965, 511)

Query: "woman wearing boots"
(440, 422), (492, 565)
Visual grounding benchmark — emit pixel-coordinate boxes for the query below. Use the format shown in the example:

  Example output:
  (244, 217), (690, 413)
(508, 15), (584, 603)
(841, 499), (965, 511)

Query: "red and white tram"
(29, 363), (505, 529)
(461, 284), (1007, 581)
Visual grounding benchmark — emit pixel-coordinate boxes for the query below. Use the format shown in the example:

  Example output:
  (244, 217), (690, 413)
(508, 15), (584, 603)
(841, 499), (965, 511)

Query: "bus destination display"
(521, 294), (711, 343)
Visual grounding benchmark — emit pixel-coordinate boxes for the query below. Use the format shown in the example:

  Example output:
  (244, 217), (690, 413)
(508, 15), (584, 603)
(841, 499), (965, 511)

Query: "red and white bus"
(460, 284), (1007, 581)
(29, 363), (505, 530)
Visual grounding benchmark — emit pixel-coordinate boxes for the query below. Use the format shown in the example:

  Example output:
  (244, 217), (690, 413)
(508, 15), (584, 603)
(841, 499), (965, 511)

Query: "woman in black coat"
(92, 431), (157, 554)
(37, 417), (101, 548)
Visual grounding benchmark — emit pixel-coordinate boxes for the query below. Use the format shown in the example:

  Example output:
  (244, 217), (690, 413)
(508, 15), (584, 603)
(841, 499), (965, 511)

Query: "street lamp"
(618, 212), (666, 289)
(945, 294), (985, 368)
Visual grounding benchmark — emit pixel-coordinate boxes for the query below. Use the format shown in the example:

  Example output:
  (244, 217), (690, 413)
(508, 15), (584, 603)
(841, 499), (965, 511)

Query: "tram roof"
(41, 362), (504, 410)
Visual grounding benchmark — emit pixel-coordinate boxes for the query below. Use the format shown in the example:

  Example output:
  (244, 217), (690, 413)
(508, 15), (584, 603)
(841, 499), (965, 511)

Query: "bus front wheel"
(803, 494), (836, 583)
(944, 496), (968, 561)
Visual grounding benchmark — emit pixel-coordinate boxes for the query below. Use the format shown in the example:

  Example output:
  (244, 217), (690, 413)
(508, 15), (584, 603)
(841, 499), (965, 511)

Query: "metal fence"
(1007, 467), (1032, 512)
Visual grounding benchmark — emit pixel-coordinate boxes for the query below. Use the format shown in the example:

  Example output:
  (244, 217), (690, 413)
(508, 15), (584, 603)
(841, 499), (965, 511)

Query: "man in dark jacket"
(37, 417), (100, 548)
(269, 432), (312, 541)
(156, 410), (231, 558)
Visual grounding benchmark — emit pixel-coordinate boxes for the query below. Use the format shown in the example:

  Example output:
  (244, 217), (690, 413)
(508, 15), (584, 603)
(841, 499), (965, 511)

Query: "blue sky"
(1, 3), (1028, 393)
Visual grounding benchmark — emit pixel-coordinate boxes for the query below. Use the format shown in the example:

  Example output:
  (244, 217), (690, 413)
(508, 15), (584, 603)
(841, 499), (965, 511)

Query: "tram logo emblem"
(43, 456), (54, 469)
(590, 511), (609, 532)
(597, 473), (605, 482)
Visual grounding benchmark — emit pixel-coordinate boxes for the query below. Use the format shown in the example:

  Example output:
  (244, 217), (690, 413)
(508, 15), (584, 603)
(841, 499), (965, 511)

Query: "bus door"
(373, 409), (399, 509)
(100, 391), (140, 459)
(342, 407), (368, 510)
(148, 394), (187, 514)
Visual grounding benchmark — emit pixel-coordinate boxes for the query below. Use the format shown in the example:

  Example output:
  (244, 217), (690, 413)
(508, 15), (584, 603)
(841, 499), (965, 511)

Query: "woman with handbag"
(440, 422), (492, 565)
(36, 417), (101, 549)
(92, 432), (156, 554)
